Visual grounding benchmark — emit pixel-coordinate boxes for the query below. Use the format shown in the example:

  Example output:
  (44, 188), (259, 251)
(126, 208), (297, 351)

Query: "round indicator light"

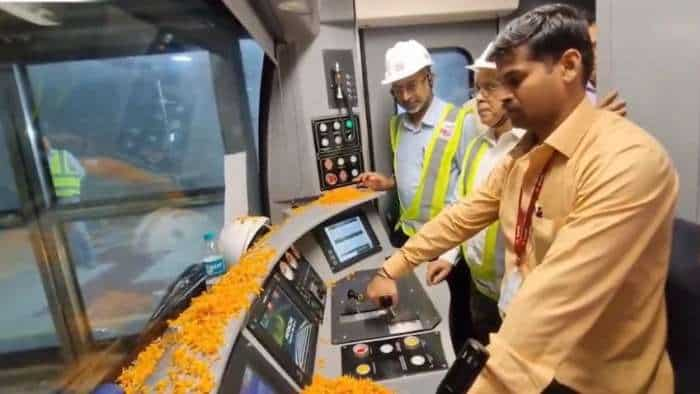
(353, 343), (369, 358)
(379, 344), (394, 354)
(403, 336), (420, 349)
(410, 355), (426, 366)
(356, 363), (371, 376)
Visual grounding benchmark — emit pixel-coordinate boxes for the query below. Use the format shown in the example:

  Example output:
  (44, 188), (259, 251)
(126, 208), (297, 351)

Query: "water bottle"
(202, 232), (227, 286)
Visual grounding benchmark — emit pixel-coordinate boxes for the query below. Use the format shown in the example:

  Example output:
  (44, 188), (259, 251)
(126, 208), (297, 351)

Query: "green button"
(345, 119), (354, 129)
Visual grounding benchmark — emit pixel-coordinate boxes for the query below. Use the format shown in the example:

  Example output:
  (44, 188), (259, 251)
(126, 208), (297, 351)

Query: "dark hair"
(491, 3), (594, 86)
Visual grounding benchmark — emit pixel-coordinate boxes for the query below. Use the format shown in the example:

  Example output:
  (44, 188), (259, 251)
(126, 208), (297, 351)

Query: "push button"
(355, 363), (371, 376)
(403, 336), (420, 349)
(352, 343), (369, 358)
(409, 355), (426, 366)
(379, 344), (394, 354)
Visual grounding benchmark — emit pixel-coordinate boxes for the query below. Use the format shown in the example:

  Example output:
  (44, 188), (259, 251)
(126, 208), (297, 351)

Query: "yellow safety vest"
(49, 149), (82, 198)
(390, 103), (469, 236)
(456, 135), (506, 300)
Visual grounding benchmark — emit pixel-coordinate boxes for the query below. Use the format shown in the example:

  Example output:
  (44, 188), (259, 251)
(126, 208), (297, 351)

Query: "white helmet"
(218, 216), (270, 265)
(467, 42), (497, 71)
(381, 40), (433, 85)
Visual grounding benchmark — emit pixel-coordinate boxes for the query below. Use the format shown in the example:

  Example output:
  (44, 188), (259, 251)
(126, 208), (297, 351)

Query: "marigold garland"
(317, 185), (373, 205)
(301, 374), (395, 394)
(118, 242), (276, 393)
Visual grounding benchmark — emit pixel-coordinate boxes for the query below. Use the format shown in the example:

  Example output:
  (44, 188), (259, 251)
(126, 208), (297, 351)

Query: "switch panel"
(313, 114), (361, 154)
(323, 49), (358, 109)
(312, 114), (364, 191)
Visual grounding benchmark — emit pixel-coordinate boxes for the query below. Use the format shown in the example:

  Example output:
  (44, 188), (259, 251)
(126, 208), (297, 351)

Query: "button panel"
(340, 332), (448, 381)
(317, 151), (364, 190)
(312, 114), (363, 191)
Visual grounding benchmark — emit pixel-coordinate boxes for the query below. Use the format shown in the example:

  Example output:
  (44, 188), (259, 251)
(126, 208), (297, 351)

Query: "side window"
(27, 51), (228, 203)
(239, 39), (265, 159)
(429, 47), (473, 107)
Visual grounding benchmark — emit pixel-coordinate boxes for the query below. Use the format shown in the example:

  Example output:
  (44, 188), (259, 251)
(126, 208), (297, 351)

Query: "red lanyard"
(514, 156), (554, 266)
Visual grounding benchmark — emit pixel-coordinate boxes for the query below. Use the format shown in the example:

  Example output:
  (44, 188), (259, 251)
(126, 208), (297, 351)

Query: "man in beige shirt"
(367, 4), (677, 393)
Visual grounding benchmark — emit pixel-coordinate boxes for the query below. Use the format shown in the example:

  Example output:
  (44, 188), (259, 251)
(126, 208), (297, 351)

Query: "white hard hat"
(381, 40), (433, 85)
(467, 42), (497, 71)
(218, 216), (270, 265)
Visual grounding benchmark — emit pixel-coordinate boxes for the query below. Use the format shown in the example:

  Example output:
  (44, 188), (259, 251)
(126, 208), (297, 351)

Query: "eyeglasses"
(469, 81), (503, 99)
(391, 74), (429, 96)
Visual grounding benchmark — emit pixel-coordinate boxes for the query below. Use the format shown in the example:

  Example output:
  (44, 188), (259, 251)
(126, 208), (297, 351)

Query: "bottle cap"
(204, 232), (215, 241)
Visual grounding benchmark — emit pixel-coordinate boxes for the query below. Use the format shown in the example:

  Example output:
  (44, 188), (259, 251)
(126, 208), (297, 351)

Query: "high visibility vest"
(49, 149), (82, 198)
(456, 135), (506, 300)
(390, 103), (469, 236)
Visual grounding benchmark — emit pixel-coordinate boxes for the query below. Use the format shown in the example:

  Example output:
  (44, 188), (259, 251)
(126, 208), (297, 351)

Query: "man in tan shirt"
(367, 4), (677, 393)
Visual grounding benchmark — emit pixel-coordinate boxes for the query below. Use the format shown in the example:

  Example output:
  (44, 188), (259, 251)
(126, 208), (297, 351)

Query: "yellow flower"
(301, 374), (395, 394)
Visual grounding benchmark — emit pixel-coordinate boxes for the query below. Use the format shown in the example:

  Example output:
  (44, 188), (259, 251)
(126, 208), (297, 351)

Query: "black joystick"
(379, 295), (393, 308)
(347, 289), (364, 302)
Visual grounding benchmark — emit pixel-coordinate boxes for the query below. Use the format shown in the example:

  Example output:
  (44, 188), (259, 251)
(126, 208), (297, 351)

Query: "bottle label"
(203, 255), (227, 277)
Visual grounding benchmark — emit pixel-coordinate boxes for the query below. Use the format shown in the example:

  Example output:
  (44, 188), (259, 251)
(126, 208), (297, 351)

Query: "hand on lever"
(426, 259), (453, 285)
(366, 273), (399, 307)
(353, 172), (395, 191)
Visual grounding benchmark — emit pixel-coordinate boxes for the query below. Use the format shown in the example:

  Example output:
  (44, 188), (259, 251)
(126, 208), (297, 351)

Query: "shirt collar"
(401, 96), (447, 132)
(482, 126), (528, 146)
(545, 97), (597, 158)
(586, 80), (596, 94)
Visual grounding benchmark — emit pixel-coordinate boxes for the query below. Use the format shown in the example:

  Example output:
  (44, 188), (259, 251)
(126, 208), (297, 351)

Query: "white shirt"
(461, 126), (526, 267)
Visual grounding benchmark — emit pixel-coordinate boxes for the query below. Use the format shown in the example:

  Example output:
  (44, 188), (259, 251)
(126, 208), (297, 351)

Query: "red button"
(352, 343), (369, 358)
(325, 173), (338, 185)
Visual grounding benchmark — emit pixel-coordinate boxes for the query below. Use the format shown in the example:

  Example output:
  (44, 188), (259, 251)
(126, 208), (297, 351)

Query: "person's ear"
(559, 48), (582, 85)
(427, 73), (434, 88)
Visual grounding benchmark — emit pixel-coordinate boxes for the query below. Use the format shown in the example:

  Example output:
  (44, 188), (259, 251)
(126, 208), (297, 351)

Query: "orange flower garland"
(317, 185), (373, 205)
(301, 374), (395, 394)
(118, 241), (276, 393)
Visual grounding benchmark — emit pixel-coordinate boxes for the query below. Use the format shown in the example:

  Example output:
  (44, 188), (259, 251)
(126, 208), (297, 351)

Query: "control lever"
(379, 295), (398, 321)
(347, 288), (363, 314)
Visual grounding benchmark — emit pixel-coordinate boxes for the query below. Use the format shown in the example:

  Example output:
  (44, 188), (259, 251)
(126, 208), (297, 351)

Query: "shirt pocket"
(531, 215), (556, 264)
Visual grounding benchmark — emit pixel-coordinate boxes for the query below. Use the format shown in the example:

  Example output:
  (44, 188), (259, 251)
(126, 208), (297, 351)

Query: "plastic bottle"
(202, 232), (227, 286)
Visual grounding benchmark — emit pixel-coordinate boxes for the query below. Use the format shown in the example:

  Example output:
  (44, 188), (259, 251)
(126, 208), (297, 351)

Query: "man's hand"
(366, 274), (399, 306)
(598, 90), (627, 117)
(426, 259), (453, 285)
(353, 172), (395, 191)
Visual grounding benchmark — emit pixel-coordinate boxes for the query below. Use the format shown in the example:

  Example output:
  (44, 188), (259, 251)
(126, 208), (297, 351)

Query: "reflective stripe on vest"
(390, 104), (467, 236)
(49, 150), (82, 198)
(456, 135), (506, 300)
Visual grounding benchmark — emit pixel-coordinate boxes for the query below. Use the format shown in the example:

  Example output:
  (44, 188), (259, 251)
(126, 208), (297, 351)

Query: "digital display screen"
(240, 366), (278, 394)
(257, 288), (314, 373)
(323, 216), (374, 264)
